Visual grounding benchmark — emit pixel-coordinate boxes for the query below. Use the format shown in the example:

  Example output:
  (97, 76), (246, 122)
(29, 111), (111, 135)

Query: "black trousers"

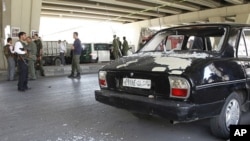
(17, 59), (28, 90)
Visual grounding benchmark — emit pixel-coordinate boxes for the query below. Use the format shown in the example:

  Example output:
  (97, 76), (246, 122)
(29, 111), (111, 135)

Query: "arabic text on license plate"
(123, 78), (151, 89)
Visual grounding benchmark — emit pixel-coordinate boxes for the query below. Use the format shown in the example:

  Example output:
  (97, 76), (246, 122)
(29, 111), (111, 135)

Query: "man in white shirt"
(14, 32), (29, 92)
(58, 40), (66, 66)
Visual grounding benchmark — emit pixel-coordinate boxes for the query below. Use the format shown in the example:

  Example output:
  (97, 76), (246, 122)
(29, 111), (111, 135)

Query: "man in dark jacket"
(68, 32), (82, 79)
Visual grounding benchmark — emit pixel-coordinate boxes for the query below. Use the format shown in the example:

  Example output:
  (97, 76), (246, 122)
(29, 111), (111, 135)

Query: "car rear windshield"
(140, 25), (227, 53)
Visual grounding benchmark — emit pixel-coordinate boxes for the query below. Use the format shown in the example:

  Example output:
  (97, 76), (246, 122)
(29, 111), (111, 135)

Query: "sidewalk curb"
(0, 63), (107, 81)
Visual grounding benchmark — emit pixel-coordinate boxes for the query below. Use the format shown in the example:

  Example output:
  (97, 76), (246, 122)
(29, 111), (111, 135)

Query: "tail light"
(99, 71), (107, 88)
(169, 76), (190, 99)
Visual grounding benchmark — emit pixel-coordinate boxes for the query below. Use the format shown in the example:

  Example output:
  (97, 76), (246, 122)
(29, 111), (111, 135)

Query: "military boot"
(68, 73), (74, 78)
(74, 73), (81, 79)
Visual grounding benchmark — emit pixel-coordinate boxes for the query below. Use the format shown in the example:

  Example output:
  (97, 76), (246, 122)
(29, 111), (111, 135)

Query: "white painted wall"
(39, 16), (126, 44)
(40, 16), (150, 52)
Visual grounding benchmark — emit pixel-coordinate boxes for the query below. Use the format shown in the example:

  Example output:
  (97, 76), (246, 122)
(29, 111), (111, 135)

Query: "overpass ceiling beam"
(184, 0), (221, 8)
(225, 16), (236, 22)
(41, 11), (135, 23)
(225, 0), (244, 4)
(42, 5), (149, 20)
(87, 0), (182, 14)
(42, 0), (165, 17)
(140, 0), (200, 11)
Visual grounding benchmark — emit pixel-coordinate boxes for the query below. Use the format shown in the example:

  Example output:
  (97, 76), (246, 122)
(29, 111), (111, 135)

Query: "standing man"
(14, 32), (29, 92)
(3, 37), (16, 81)
(112, 35), (119, 59)
(68, 32), (81, 79)
(58, 40), (66, 66)
(117, 37), (123, 57)
(122, 36), (129, 56)
(34, 34), (45, 76)
(26, 36), (37, 80)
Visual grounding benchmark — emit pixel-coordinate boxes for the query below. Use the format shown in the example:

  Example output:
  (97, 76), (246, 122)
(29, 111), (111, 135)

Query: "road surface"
(0, 74), (249, 141)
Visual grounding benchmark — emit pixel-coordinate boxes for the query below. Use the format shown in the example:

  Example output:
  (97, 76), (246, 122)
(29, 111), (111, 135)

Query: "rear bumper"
(95, 90), (224, 122)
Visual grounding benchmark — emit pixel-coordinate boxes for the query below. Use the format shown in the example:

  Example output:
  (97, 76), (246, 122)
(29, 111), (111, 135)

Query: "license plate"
(123, 78), (151, 89)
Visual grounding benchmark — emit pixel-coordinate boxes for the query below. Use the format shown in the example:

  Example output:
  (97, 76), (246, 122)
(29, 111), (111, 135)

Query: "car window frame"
(237, 28), (250, 58)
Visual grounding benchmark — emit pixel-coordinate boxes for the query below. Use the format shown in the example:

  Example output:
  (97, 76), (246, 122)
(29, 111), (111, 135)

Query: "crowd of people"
(3, 31), (83, 92)
(111, 35), (130, 59)
(3, 32), (45, 91)
(3, 32), (133, 91)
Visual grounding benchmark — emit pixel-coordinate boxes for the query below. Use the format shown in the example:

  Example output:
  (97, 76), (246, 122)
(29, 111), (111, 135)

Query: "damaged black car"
(95, 23), (250, 139)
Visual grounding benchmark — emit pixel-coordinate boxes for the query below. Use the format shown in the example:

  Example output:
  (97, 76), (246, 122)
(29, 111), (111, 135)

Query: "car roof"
(162, 23), (250, 31)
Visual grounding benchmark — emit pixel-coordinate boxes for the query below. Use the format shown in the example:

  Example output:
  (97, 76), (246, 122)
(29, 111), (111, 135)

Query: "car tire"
(132, 112), (152, 120)
(54, 58), (62, 66)
(210, 92), (242, 139)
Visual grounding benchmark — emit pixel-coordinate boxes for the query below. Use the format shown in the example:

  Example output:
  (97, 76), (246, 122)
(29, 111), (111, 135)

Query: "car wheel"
(210, 92), (242, 139)
(132, 112), (152, 120)
(54, 58), (62, 66)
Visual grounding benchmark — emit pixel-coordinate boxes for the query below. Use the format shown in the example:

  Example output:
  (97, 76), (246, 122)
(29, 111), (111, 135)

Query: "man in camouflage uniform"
(26, 36), (37, 80)
(34, 34), (45, 76)
(122, 36), (129, 56)
(112, 35), (119, 59)
(3, 37), (16, 81)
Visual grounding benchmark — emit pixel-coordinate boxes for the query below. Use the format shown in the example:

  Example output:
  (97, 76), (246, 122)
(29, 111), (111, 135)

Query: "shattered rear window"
(140, 26), (227, 53)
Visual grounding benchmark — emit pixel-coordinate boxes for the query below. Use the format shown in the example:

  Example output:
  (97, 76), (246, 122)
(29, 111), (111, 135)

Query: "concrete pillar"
(208, 16), (225, 23)
(235, 13), (250, 24)
(0, 0), (2, 39)
(0, 0), (42, 69)
(1, 0), (6, 70)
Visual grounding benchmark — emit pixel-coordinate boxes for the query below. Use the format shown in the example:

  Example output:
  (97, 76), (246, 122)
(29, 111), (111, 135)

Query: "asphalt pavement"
(0, 73), (249, 141)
